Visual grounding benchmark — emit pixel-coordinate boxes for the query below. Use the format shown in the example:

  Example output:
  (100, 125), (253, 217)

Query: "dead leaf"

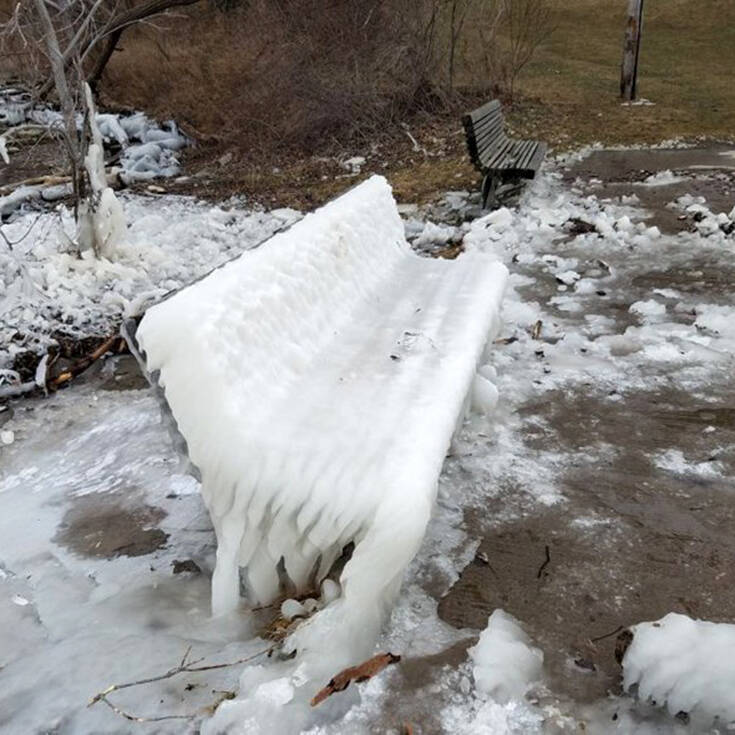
(531, 319), (542, 340)
(310, 652), (400, 706)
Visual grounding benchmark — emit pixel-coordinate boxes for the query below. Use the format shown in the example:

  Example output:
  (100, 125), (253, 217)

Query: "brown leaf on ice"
(310, 652), (401, 707)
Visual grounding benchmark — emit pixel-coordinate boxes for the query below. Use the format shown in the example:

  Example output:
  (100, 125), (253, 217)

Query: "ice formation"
(470, 609), (543, 704)
(623, 613), (735, 726)
(77, 85), (127, 258)
(0, 84), (186, 196)
(135, 175), (507, 686)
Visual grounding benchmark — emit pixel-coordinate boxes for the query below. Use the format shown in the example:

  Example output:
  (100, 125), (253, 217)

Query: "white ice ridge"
(623, 613), (735, 726)
(136, 175), (507, 679)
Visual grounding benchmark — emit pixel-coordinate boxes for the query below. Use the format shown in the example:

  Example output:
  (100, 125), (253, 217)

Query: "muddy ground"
(434, 147), (735, 716)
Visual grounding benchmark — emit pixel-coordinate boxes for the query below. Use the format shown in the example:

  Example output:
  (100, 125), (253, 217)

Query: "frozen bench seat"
(131, 175), (507, 677)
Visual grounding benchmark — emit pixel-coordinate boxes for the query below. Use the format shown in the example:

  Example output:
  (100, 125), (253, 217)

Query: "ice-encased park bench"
(126, 175), (507, 679)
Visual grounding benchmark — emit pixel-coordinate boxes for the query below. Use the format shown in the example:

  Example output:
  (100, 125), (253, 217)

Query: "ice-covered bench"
(128, 175), (507, 684)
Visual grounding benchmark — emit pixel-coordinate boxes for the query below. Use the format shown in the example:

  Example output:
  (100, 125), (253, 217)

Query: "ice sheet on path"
(0, 383), (267, 733)
(636, 170), (689, 186)
(137, 175), (508, 723)
(623, 613), (735, 728)
(0, 194), (301, 370)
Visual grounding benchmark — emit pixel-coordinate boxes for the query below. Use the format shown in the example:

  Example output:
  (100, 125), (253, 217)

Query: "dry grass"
(505, 0), (735, 147)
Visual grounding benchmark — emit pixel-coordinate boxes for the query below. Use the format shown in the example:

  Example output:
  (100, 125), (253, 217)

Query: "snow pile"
(470, 609), (544, 703)
(440, 611), (544, 734)
(623, 613), (735, 727)
(136, 175), (508, 715)
(0, 198), (300, 370)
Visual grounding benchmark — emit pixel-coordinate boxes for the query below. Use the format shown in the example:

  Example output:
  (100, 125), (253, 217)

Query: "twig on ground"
(590, 624), (624, 644)
(536, 544), (551, 579)
(88, 643), (277, 723)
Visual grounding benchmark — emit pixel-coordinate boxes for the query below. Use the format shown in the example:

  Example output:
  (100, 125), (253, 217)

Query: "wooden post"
(620, 0), (645, 100)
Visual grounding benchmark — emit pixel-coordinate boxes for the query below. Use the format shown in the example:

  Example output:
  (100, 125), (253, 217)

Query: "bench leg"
(481, 174), (499, 210)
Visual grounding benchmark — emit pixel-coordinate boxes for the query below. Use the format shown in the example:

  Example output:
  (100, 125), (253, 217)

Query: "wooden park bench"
(463, 99), (547, 209)
(124, 175), (507, 682)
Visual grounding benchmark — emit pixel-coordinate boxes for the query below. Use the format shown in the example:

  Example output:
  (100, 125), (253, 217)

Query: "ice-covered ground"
(0, 195), (300, 370)
(2, 147), (735, 733)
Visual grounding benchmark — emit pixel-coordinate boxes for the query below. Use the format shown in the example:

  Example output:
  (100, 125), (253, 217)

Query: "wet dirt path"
(437, 147), (735, 720)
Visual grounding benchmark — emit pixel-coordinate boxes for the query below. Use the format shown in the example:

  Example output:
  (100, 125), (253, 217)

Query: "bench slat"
(518, 141), (540, 170)
(476, 124), (506, 156)
(483, 138), (516, 170)
(512, 140), (535, 169)
(473, 116), (505, 146)
(464, 99), (502, 126)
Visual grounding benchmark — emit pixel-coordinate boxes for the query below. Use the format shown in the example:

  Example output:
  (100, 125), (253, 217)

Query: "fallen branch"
(0, 175), (71, 196)
(88, 644), (277, 723)
(0, 169), (122, 197)
(310, 652), (401, 707)
(48, 333), (122, 389)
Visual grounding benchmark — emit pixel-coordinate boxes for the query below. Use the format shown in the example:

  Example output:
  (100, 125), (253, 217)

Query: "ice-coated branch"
(88, 643), (277, 723)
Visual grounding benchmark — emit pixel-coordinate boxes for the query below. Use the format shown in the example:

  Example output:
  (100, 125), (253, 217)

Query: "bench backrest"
(462, 99), (506, 169)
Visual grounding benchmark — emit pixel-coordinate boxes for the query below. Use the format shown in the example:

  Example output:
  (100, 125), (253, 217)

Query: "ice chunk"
(470, 609), (543, 704)
(1, 429), (14, 445)
(321, 578), (340, 604)
(555, 269), (580, 286)
(630, 299), (666, 318)
(471, 374), (499, 415)
(480, 207), (513, 231)
(623, 613), (735, 725)
(135, 174), (508, 688)
(280, 599), (306, 620)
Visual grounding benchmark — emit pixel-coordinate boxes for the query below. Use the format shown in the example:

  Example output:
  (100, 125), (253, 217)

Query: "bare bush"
(475, 0), (554, 99)
(100, 0), (444, 153)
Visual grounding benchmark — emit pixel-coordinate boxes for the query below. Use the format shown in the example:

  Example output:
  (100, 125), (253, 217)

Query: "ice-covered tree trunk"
(77, 83), (126, 257)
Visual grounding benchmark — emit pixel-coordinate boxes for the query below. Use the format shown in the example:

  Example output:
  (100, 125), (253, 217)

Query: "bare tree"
(0, 0), (199, 255)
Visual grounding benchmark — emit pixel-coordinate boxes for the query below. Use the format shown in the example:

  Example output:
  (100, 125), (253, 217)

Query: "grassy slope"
(506, 0), (735, 147)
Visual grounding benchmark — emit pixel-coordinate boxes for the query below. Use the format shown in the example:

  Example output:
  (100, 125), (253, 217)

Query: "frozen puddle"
(2, 150), (735, 733)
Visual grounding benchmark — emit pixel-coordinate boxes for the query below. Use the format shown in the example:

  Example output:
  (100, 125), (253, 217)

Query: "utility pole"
(620, 0), (645, 100)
